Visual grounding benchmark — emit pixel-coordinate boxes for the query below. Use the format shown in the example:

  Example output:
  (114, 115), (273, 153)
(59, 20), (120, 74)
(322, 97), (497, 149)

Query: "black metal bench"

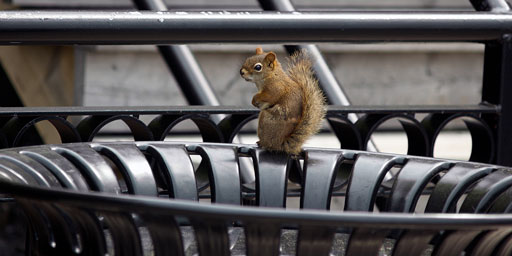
(1, 141), (512, 255)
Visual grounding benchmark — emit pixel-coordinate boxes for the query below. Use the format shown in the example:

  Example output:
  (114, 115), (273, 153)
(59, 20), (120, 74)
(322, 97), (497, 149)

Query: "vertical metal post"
(257, 0), (378, 152)
(481, 36), (512, 166)
(472, 0), (512, 165)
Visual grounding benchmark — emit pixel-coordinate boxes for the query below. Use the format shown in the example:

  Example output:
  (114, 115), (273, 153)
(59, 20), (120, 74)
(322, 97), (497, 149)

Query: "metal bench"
(1, 141), (512, 255)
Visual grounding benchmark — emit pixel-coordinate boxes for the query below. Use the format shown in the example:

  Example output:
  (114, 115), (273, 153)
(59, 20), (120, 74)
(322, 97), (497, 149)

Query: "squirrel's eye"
(254, 63), (262, 72)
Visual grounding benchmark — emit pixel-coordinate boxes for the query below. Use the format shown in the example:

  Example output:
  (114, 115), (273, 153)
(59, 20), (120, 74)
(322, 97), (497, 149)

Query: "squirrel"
(240, 47), (326, 155)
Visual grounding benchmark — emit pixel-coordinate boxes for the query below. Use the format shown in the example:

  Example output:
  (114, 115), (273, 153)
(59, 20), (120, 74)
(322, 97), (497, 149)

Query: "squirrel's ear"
(255, 47), (264, 55)
(264, 52), (277, 69)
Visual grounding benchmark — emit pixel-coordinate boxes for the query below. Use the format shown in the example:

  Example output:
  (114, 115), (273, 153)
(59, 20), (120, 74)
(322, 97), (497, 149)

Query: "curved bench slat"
(0, 163), (36, 184)
(191, 218), (230, 256)
(102, 212), (143, 256)
(62, 207), (108, 255)
(194, 144), (241, 205)
(469, 229), (512, 256)
(52, 145), (121, 193)
(387, 159), (450, 212)
(346, 228), (389, 255)
(250, 148), (290, 207)
(16, 199), (60, 254)
(301, 149), (344, 210)
(36, 203), (80, 255)
(0, 152), (60, 187)
(425, 164), (495, 213)
(142, 214), (185, 256)
(20, 148), (89, 191)
(245, 222), (281, 256)
(393, 229), (438, 256)
(92, 144), (157, 196)
(142, 143), (198, 201)
(434, 230), (482, 256)
(488, 186), (512, 213)
(495, 233), (512, 256)
(296, 225), (335, 256)
(460, 169), (512, 213)
(345, 154), (405, 211)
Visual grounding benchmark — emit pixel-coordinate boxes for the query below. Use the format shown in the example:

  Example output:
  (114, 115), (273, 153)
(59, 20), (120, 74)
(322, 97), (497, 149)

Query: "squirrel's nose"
(240, 68), (245, 76)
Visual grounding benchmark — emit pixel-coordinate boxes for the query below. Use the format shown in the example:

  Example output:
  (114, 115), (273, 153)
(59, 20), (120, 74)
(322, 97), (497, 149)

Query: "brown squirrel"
(240, 47), (326, 155)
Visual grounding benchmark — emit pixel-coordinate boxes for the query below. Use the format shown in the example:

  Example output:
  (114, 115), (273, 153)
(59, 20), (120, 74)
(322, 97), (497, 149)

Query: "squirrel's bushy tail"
(283, 49), (326, 155)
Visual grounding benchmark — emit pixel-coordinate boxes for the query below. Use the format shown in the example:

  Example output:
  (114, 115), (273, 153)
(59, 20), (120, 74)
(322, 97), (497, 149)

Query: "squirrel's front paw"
(251, 97), (261, 108)
(252, 100), (272, 110)
(259, 102), (272, 110)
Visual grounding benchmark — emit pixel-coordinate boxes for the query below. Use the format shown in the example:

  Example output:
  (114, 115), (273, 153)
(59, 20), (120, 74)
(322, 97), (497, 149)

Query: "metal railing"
(0, 0), (510, 166)
(0, 105), (498, 163)
(1, 11), (512, 43)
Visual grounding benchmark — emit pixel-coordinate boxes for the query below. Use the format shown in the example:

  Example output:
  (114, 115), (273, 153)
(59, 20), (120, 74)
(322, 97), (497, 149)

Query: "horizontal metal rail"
(1, 11), (512, 44)
(4, 178), (512, 228)
(0, 105), (497, 162)
(0, 105), (498, 116)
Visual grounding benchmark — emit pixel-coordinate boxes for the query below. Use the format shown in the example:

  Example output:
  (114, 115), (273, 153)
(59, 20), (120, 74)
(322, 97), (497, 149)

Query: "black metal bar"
(482, 35), (512, 166)
(480, 42), (507, 165)
(471, 0), (511, 166)
(156, 46), (220, 106)
(2, 11), (512, 44)
(482, 43), (503, 104)
(0, 105), (498, 116)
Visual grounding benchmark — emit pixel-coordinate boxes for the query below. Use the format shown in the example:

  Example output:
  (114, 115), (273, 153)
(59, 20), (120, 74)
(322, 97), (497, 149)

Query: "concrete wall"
(81, 44), (484, 108)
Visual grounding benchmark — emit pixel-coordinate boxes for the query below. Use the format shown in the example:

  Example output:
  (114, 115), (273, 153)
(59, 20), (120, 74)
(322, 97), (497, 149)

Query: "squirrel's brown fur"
(240, 47), (326, 155)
